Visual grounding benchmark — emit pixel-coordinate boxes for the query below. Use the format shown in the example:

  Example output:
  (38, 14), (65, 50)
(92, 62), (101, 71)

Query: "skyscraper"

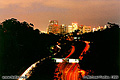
(59, 24), (67, 34)
(67, 25), (73, 33)
(72, 23), (78, 32)
(83, 26), (91, 33)
(47, 20), (59, 34)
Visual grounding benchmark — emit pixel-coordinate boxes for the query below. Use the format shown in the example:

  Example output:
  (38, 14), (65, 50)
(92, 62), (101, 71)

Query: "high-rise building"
(68, 25), (73, 33)
(59, 24), (67, 34)
(47, 20), (59, 34)
(92, 27), (97, 32)
(83, 26), (91, 33)
(97, 26), (101, 31)
(78, 25), (83, 34)
(72, 23), (78, 32)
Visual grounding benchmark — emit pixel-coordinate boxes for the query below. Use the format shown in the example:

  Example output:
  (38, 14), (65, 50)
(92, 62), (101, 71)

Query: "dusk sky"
(0, 0), (120, 31)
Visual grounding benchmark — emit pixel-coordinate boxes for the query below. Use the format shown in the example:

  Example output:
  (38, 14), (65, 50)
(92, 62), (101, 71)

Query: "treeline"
(0, 18), (59, 76)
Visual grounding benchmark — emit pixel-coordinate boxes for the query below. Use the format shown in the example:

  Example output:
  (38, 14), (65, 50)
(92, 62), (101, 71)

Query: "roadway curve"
(54, 41), (90, 80)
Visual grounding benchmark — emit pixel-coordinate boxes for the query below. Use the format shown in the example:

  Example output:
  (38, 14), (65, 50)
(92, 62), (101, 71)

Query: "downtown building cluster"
(47, 20), (107, 35)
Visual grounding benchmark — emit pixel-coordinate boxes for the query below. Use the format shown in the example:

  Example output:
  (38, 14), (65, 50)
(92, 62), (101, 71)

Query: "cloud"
(0, 0), (120, 31)
(42, 0), (120, 9)
(0, 0), (120, 10)
(0, 0), (44, 8)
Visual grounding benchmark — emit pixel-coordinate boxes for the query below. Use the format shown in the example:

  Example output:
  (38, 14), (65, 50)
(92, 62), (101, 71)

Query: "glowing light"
(54, 42), (91, 80)
(74, 37), (77, 39)
(79, 41), (90, 60)
(64, 46), (75, 59)
(66, 63), (75, 80)
(69, 59), (79, 63)
(56, 59), (63, 63)
(56, 45), (61, 49)
(54, 53), (57, 55)
(51, 47), (54, 49)
(18, 61), (40, 80)
(78, 70), (86, 77)
(92, 28), (97, 32)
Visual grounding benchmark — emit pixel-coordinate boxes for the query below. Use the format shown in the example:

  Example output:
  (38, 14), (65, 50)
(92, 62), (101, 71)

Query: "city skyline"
(47, 21), (106, 34)
(0, 0), (120, 31)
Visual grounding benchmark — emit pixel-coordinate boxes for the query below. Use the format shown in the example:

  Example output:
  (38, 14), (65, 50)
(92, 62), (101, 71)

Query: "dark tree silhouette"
(0, 18), (60, 77)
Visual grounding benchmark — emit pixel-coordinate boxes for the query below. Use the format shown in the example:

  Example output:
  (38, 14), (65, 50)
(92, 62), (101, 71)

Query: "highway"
(18, 39), (90, 80)
(54, 40), (90, 80)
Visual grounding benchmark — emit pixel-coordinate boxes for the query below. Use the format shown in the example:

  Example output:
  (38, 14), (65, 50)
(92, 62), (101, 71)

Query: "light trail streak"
(63, 64), (70, 80)
(78, 69), (86, 78)
(18, 61), (40, 80)
(79, 41), (90, 60)
(54, 41), (91, 80)
(18, 44), (62, 80)
(64, 64), (74, 80)
(55, 45), (75, 70)
(75, 66), (79, 80)
(65, 46), (75, 59)
(54, 46), (75, 80)
(72, 64), (79, 80)
(66, 63), (75, 80)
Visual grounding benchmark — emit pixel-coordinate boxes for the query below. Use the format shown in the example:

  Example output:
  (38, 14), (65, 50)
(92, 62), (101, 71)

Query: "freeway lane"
(64, 46), (75, 59)
(54, 41), (90, 80)
(18, 39), (90, 80)
(54, 45), (76, 80)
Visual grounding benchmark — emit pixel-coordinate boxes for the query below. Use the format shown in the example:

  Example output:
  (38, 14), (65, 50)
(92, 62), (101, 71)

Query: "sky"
(0, 0), (120, 31)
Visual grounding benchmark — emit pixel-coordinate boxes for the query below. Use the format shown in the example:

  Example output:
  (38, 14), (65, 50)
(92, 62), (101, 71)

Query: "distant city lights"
(46, 20), (107, 35)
